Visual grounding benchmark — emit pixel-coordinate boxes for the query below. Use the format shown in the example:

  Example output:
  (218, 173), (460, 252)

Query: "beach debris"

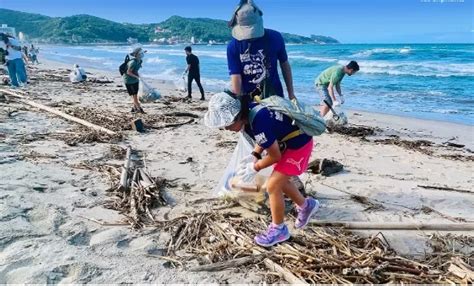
(107, 144), (127, 160)
(332, 125), (377, 138)
(89, 77), (114, 84)
(420, 205), (467, 222)
(440, 154), (474, 162)
(104, 146), (168, 228)
(163, 111), (199, 118)
(215, 140), (237, 149)
(374, 138), (433, 155)
(444, 142), (465, 148)
(307, 158), (344, 176)
(178, 157), (193, 164)
(147, 118), (195, 130)
(418, 184), (473, 195)
(157, 211), (473, 284)
(56, 127), (123, 146)
(131, 118), (145, 133)
(309, 220), (474, 231)
(1, 89), (117, 136)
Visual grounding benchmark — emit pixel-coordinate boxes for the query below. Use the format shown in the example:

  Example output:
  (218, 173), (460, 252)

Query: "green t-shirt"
(123, 58), (142, 85)
(315, 65), (345, 87)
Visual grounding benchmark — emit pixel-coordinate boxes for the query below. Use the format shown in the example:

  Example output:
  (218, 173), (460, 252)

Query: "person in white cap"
(204, 92), (320, 247)
(227, 0), (296, 101)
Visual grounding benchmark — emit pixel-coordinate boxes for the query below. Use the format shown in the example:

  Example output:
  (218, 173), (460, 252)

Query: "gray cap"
(204, 92), (242, 128)
(230, 0), (264, 41)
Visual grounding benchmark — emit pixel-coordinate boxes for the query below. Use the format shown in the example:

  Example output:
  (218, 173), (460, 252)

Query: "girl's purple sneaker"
(295, 198), (320, 229)
(254, 223), (290, 247)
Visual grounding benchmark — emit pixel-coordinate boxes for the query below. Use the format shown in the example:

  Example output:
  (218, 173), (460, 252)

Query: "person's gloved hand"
(333, 100), (341, 107)
(239, 154), (257, 166)
(339, 95), (345, 104)
(236, 162), (258, 184)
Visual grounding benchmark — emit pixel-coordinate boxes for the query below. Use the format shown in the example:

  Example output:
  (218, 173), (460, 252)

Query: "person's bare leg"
(281, 179), (305, 207)
(266, 171), (294, 225)
(320, 104), (330, 117)
(132, 94), (140, 109)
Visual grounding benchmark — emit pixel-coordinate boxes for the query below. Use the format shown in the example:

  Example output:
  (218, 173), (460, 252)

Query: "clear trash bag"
(324, 106), (348, 128)
(214, 132), (273, 203)
(138, 79), (161, 102)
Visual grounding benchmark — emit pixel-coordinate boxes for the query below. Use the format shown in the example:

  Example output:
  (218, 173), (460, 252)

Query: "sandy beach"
(0, 59), (473, 283)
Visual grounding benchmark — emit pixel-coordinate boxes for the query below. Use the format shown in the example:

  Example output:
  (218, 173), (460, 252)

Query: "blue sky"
(1, 0), (473, 43)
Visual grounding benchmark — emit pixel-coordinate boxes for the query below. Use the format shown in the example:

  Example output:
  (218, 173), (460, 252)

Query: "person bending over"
(204, 92), (320, 247)
(315, 61), (359, 116)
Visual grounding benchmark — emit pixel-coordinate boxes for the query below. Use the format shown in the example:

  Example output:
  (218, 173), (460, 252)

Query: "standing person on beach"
(123, 47), (146, 113)
(0, 33), (28, 88)
(204, 92), (320, 247)
(316, 61), (359, 116)
(29, 44), (39, 64)
(227, 0), (296, 100)
(183, 46), (205, 100)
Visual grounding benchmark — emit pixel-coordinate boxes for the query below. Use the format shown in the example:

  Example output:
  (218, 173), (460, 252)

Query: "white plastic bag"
(138, 79), (161, 102)
(324, 106), (348, 128)
(214, 132), (273, 201)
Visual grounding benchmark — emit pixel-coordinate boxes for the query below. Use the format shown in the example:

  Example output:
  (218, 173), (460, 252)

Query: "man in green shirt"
(124, 47), (146, 113)
(315, 61), (359, 116)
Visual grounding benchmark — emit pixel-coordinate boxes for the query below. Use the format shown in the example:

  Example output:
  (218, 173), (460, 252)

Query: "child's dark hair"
(238, 94), (252, 121)
(346, 61), (359, 71)
(184, 46), (192, 52)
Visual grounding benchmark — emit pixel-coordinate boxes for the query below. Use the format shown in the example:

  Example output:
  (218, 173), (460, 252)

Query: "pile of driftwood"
(64, 106), (197, 131)
(104, 147), (167, 228)
(57, 127), (123, 146)
(158, 212), (473, 284)
(63, 106), (131, 132)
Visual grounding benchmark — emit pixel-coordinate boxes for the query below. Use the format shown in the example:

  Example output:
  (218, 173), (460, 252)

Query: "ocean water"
(40, 43), (474, 125)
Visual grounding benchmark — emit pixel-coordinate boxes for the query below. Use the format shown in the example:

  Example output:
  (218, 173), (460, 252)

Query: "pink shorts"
(274, 139), (313, 176)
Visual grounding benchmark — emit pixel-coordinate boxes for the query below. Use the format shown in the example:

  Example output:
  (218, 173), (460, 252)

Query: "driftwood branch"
(120, 146), (132, 190)
(189, 255), (264, 272)
(418, 185), (473, 194)
(310, 221), (474, 231)
(163, 111), (199, 118)
(1, 88), (116, 135)
(148, 119), (194, 129)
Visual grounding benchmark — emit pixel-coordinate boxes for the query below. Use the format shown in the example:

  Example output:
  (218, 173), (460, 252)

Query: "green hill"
(0, 9), (339, 44)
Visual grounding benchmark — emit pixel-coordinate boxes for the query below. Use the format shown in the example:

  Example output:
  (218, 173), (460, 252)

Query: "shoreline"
(38, 45), (474, 126)
(36, 59), (474, 150)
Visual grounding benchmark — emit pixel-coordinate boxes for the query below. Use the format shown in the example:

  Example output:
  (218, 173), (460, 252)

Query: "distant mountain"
(0, 9), (339, 44)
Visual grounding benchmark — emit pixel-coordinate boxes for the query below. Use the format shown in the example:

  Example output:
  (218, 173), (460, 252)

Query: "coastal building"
(0, 24), (16, 37)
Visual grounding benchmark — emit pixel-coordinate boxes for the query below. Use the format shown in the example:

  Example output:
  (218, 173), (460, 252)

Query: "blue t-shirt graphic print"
(227, 29), (288, 97)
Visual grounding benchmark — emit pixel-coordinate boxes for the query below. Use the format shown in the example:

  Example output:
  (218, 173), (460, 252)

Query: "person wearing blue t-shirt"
(204, 92), (320, 247)
(227, 0), (296, 100)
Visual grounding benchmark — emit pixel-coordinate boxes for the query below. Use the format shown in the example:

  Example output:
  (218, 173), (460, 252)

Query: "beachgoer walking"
(183, 46), (205, 100)
(0, 33), (28, 88)
(204, 92), (320, 247)
(30, 44), (39, 64)
(227, 0), (296, 100)
(315, 61), (359, 116)
(123, 47), (146, 113)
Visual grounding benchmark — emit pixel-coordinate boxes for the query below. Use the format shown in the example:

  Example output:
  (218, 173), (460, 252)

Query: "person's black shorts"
(125, 82), (139, 96)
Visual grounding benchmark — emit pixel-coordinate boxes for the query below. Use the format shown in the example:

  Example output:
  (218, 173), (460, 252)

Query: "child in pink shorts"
(204, 92), (320, 247)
